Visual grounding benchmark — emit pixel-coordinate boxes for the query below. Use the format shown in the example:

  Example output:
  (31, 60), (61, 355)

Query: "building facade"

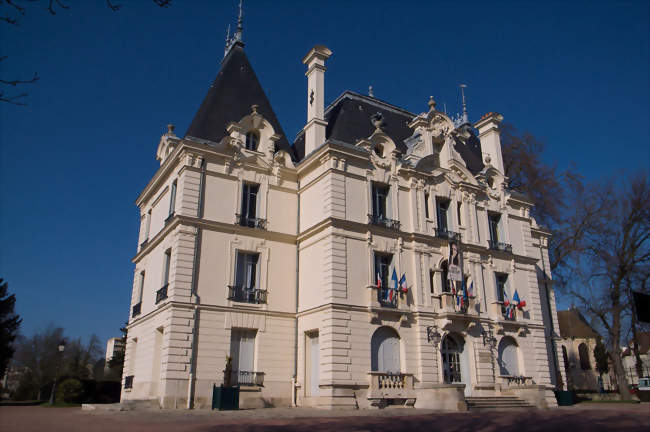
(121, 34), (564, 409)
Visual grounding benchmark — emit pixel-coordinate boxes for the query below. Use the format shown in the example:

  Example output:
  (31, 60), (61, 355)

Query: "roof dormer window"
(245, 131), (259, 151)
(373, 144), (384, 158)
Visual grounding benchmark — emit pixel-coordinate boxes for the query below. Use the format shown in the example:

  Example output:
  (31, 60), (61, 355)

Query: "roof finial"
(460, 84), (469, 125)
(428, 95), (436, 111)
(368, 85), (374, 97)
(234, 0), (243, 42)
(224, 24), (231, 57)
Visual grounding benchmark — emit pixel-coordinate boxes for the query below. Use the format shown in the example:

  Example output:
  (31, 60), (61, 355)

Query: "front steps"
(465, 396), (535, 411)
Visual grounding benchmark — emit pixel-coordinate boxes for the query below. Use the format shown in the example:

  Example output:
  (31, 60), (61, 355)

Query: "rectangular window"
(230, 329), (259, 386)
(488, 212), (501, 243)
(457, 202), (463, 226)
(145, 209), (151, 239)
(429, 269), (435, 294)
(374, 253), (395, 306)
(240, 183), (259, 225)
(162, 249), (171, 286)
(495, 273), (508, 302)
(424, 192), (430, 219)
(372, 183), (389, 219)
(235, 252), (259, 289)
(436, 198), (450, 231)
(168, 180), (177, 217)
(137, 271), (145, 303)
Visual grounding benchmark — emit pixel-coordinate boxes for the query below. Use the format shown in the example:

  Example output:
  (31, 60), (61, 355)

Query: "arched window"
(373, 144), (384, 158)
(578, 343), (591, 370)
(440, 260), (450, 293)
(245, 131), (259, 151)
(441, 334), (463, 383)
(498, 337), (520, 376)
(371, 327), (400, 373)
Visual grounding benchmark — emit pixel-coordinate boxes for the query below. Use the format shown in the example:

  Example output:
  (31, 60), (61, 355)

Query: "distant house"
(622, 331), (650, 385)
(104, 337), (125, 382)
(558, 308), (612, 391)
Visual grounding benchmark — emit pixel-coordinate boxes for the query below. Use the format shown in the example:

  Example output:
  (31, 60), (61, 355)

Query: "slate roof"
(294, 91), (415, 161)
(185, 42), (295, 160)
(558, 309), (600, 339)
(293, 91), (484, 174)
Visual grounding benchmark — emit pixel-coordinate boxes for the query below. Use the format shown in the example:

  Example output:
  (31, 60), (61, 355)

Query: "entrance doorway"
(441, 334), (472, 396)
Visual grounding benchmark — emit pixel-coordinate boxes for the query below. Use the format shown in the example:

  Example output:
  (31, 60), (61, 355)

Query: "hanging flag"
(468, 281), (474, 297)
(376, 272), (382, 290)
(513, 290), (521, 304)
(391, 268), (399, 291)
(399, 273), (408, 293)
(503, 289), (510, 307)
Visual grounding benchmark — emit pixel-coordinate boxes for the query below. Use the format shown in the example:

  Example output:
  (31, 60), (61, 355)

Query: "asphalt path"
(1, 403), (648, 432)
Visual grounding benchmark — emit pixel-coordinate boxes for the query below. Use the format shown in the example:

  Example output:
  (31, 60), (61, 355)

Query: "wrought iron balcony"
(368, 214), (401, 230)
(164, 212), (175, 226)
(378, 289), (398, 308)
(434, 228), (461, 241)
(228, 285), (267, 304)
(235, 213), (267, 230)
(231, 370), (265, 387)
(132, 302), (142, 317)
(155, 284), (168, 304)
(489, 240), (512, 253)
(124, 375), (134, 389)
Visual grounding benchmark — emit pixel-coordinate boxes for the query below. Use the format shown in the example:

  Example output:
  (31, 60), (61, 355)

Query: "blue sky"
(1, 1), (648, 346)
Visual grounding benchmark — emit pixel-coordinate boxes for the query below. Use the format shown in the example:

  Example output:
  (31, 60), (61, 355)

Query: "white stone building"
(121, 24), (564, 410)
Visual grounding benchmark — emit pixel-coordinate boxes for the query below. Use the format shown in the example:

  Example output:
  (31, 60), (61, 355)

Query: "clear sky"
(1, 1), (648, 346)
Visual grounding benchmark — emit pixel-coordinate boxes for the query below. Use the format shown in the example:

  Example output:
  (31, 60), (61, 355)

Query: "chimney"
(474, 112), (505, 173)
(302, 45), (332, 155)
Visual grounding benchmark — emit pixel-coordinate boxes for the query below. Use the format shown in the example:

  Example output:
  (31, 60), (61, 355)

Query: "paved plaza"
(1, 403), (649, 432)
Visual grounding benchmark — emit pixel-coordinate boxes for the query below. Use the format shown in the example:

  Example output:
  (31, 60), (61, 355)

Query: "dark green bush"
(56, 378), (83, 403)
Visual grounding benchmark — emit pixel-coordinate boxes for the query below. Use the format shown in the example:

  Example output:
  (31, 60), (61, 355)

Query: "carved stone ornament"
(430, 114), (451, 143)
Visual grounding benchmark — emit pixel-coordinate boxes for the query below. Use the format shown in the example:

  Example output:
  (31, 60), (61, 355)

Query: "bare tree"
(13, 326), (65, 400)
(568, 173), (649, 398)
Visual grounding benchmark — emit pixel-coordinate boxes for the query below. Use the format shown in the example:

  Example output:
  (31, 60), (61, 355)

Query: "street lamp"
(427, 325), (442, 348)
(481, 327), (497, 350)
(49, 339), (66, 405)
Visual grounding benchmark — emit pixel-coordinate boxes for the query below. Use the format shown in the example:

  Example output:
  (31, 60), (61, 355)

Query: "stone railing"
(488, 240), (512, 253)
(435, 228), (461, 242)
(367, 372), (415, 403)
(498, 375), (534, 387)
(368, 214), (401, 230)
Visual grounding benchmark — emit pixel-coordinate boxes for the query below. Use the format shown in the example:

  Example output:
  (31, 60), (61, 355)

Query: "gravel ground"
(1, 403), (648, 432)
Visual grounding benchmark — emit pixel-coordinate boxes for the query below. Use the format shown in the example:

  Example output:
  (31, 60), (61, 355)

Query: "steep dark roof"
(454, 132), (485, 174)
(185, 42), (295, 160)
(293, 91), (485, 175)
(293, 91), (415, 160)
(558, 309), (600, 339)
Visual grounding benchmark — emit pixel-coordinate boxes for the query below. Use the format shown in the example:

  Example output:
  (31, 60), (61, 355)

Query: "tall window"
(162, 249), (171, 287)
(429, 269), (435, 294)
(230, 251), (265, 304)
(240, 183), (259, 226)
(441, 260), (450, 293)
(578, 343), (591, 370)
(436, 198), (450, 231)
(424, 192), (430, 219)
(374, 253), (394, 306)
(372, 183), (389, 219)
(235, 252), (259, 289)
(144, 209), (151, 239)
(137, 271), (145, 304)
(168, 180), (177, 217)
(230, 329), (259, 386)
(457, 202), (463, 226)
(495, 273), (508, 302)
(488, 212), (501, 243)
(245, 131), (259, 151)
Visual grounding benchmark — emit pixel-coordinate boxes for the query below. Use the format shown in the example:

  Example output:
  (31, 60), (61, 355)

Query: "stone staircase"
(465, 396), (535, 411)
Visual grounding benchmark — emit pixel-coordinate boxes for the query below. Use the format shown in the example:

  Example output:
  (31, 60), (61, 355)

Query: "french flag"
(399, 273), (408, 293)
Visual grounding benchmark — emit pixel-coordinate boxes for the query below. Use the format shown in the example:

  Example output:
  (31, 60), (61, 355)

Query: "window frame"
(168, 179), (177, 217)
(436, 198), (450, 231)
(371, 183), (390, 220)
(245, 131), (259, 151)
